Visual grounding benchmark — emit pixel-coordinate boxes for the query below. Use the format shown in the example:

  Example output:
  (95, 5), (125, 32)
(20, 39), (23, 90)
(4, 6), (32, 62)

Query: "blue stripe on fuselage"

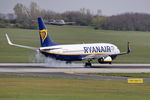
(41, 51), (117, 61)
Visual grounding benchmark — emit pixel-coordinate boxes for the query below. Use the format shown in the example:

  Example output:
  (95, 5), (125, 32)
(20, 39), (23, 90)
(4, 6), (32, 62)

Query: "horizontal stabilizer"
(6, 34), (38, 50)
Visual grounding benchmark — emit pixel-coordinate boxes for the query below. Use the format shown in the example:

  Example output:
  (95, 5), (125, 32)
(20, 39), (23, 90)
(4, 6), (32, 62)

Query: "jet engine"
(98, 56), (112, 64)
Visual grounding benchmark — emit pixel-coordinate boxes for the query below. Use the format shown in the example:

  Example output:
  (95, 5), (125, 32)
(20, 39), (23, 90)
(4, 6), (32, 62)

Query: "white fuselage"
(40, 43), (120, 56)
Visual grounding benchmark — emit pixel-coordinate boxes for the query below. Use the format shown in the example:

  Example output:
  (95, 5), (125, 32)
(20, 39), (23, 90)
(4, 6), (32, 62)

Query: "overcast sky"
(0, 0), (150, 16)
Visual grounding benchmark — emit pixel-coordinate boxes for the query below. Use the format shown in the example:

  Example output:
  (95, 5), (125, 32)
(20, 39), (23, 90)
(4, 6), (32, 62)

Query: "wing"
(82, 54), (108, 60)
(6, 34), (38, 50)
(82, 42), (131, 61)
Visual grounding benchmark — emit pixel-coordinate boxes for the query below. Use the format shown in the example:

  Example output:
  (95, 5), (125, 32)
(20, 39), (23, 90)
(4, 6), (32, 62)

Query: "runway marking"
(128, 78), (144, 83)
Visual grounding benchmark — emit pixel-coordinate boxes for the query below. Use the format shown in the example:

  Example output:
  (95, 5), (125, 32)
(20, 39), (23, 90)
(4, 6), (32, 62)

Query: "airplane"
(47, 19), (75, 26)
(6, 17), (131, 67)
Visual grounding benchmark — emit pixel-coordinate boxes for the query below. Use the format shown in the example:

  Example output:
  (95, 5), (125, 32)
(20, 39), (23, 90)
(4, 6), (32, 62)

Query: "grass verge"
(0, 74), (150, 100)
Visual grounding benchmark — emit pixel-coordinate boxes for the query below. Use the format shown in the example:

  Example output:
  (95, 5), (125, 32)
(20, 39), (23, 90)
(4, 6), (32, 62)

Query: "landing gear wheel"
(84, 62), (92, 68)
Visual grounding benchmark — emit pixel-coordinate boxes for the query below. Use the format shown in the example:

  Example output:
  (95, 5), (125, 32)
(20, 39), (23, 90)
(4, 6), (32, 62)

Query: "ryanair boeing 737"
(6, 17), (131, 67)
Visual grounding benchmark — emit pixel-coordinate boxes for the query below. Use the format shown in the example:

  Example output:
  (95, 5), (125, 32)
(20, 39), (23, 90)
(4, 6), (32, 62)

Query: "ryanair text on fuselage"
(83, 46), (114, 53)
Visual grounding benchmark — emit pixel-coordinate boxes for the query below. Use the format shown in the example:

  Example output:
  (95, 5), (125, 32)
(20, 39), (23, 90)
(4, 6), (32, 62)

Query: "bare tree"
(13, 3), (29, 21)
(29, 2), (41, 20)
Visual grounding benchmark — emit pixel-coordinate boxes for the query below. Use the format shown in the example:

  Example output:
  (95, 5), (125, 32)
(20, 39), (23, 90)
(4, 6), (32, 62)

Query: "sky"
(0, 0), (150, 16)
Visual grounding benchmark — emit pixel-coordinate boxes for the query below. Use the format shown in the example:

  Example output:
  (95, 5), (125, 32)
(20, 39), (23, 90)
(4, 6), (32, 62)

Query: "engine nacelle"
(98, 56), (112, 64)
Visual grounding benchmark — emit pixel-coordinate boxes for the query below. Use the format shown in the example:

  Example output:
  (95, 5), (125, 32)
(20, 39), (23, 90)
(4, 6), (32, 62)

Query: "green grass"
(0, 25), (150, 63)
(90, 73), (150, 78)
(0, 74), (150, 100)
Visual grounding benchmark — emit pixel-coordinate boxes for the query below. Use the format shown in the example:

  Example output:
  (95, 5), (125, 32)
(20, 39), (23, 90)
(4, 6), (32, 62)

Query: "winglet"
(127, 41), (131, 54)
(6, 34), (13, 45)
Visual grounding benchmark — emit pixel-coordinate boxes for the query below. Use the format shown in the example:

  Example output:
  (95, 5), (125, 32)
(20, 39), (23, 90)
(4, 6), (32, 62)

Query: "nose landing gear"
(84, 61), (92, 68)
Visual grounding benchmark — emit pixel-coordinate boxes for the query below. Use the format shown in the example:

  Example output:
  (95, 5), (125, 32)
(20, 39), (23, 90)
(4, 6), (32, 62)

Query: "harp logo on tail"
(40, 29), (48, 42)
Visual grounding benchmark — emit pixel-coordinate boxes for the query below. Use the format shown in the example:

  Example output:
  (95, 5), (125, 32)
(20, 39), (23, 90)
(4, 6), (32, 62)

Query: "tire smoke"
(32, 52), (83, 67)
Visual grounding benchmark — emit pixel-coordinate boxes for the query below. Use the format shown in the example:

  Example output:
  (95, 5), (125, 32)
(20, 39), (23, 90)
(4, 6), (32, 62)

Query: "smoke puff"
(32, 52), (83, 67)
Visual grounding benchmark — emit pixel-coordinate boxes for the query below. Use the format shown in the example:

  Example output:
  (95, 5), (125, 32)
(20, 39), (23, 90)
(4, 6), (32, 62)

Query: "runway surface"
(0, 63), (150, 73)
(0, 63), (150, 82)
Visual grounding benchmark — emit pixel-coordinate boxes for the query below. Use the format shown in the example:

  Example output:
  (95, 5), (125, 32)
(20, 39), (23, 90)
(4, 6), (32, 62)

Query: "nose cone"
(116, 48), (120, 54)
(113, 45), (120, 54)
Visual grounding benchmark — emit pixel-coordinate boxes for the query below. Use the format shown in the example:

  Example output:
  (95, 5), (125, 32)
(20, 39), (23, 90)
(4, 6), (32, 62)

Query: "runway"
(0, 63), (150, 82)
(0, 63), (150, 73)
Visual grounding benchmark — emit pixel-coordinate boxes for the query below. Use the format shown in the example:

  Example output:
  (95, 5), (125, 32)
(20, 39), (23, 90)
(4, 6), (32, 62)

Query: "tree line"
(0, 2), (150, 31)
(94, 13), (150, 31)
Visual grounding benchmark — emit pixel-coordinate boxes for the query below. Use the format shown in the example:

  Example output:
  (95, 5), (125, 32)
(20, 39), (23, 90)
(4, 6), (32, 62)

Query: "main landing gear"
(84, 61), (92, 68)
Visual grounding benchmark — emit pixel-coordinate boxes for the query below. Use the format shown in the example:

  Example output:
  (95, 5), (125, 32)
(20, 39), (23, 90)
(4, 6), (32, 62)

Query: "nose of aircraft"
(116, 48), (120, 54)
(113, 45), (120, 54)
